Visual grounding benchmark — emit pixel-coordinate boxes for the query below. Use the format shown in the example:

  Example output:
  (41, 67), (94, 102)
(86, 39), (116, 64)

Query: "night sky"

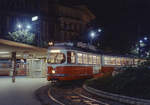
(62, 0), (150, 54)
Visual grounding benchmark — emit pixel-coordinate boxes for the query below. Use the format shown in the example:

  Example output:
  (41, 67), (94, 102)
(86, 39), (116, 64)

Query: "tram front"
(47, 49), (67, 81)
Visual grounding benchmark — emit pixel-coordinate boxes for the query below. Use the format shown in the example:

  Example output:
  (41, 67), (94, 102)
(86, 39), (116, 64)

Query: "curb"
(83, 85), (150, 105)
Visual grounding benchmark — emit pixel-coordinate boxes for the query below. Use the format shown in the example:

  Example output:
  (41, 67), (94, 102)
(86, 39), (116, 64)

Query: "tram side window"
(134, 59), (139, 65)
(116, 58), (121, 65)
(97, 56), (101, 64)
(110, 57), (116, 65)
(77, 53), (83, 64)
(83, 54), (88, 64)
(67, 51), (76, 64)
(104, 56), (111, 65)
(93, 56), (97, 64)
(89, 55), (93, 64)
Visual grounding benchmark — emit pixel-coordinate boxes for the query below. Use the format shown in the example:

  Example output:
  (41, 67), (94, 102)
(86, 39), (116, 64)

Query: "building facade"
(0, 0), (95, 44)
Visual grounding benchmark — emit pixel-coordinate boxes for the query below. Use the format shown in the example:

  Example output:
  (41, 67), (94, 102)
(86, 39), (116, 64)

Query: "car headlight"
(52, 70), (56, 74)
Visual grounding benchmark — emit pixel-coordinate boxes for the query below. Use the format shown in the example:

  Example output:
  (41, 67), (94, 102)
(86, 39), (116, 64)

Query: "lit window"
(104, 56), (111, 65)
(77, 53), (83, 64)
(116, 58), (121, 65)
(67, 51), (76, 64)
(97, 56), (101, 64)
(88, 55), (93, 64)
(134, 59), (138, 65)
(110, 57), (116, 65)
(93, 56), (97, 64)
(83, 54), (88, 64)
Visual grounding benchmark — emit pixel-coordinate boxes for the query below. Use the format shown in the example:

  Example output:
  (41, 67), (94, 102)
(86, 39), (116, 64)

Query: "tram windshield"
(47, 53), (66, 64)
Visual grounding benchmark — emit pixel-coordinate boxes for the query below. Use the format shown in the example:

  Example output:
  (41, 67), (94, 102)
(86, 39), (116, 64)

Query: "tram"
(47, 42), (144, 81)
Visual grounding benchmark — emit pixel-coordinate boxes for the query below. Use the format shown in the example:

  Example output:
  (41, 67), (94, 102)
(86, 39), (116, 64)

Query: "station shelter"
(0, 39), (47, 78)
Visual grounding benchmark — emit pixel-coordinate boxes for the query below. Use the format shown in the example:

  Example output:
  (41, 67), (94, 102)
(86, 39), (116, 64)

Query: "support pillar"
(11, 52), (16, 83)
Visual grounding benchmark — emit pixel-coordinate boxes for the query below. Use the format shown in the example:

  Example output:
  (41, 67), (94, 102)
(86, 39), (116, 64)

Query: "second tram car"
(47, 42), (144, 81)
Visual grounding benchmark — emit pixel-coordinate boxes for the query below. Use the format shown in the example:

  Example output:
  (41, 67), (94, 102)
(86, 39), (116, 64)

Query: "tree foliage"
(8, 30), (35, 44)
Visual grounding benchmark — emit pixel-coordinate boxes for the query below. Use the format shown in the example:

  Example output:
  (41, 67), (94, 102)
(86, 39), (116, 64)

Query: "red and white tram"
(47, 42), (145, 81)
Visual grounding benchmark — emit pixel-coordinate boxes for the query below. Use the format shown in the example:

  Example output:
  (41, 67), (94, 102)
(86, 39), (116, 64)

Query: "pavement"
(0, 76), (49, 105)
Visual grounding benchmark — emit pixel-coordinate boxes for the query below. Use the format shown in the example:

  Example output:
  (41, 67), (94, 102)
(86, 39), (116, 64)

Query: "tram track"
(48, 87), (109, 105)
(47, 81), (125, 105)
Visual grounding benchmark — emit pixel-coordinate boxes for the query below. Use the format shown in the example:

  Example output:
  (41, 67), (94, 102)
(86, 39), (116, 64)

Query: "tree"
(8, 30), (35, 44)
(131, 37), (150, 58)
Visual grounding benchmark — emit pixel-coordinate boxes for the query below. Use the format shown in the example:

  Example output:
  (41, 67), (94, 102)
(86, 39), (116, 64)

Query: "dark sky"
(62, 0), (150, 54)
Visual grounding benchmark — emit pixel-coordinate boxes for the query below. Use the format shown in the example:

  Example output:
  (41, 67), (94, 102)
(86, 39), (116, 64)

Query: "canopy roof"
(0, 39), (47, 58)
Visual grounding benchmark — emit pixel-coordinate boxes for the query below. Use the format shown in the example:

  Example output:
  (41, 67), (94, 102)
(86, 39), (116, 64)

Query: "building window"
(77, 53), (82, 64)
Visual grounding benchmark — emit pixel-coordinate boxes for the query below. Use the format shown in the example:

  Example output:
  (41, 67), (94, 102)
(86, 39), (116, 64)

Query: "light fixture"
(32, 16), (38, 21)
(144, 37), (148, 40)
(139, 40), (143, 43)
(0, 52), (9, 54)
(50, 50), (60, 53)
(52, 70), (56, 74)
(26, 25), (31, 29)
(90, 32), (95, 38)
(17, 24), (22, 29)
(98, 28), (102, 32)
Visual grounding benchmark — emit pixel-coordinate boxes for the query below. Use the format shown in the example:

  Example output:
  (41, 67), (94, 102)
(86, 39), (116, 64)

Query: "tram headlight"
(52, 70), (56, 74)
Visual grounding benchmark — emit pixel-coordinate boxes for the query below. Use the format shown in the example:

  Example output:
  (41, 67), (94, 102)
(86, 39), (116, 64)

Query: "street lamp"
(144, 37), (147, 40)
(17, 24), (22, 29)
(139, 40), (143, 43)
(32, 16), (38, 21)
(98, 28), (102, 32)
(90, 31), (95, 39)
(26, 25), (31, 29)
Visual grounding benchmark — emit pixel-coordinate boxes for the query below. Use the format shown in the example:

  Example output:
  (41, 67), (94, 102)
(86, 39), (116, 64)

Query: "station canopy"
(0, 39), (47, 59)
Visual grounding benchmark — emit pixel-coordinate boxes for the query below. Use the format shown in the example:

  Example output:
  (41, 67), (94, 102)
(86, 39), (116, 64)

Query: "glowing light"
(52, 70), (56, 74)
(50, 50), (60, 53)
(26, 25), (31, 29)
(17, 24), (22, 29)
(90, 32), (95, 38)
(98, 28), (102, 32)
(48, 42), (53, 46)
(144, 37), (148, 40)
(139, 40), (143, 43)
(32, 16), (38, 21)
(0, 52), (9, 54)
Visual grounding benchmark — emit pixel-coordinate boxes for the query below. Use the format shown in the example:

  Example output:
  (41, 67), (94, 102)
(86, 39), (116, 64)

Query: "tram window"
(67, 51), (76, 64)
(93, 56), (97, 64)
(77, 53), (83, 64)
(134, 59), (139, 65)
(110, 57), (116, 65)
(88, 55), (93, 64)
(47, 53), (65, 64)
(97, 56), (101, 64)
(104, 56), (111, 65)
(116, 58), (121, 65)
(83, 54), (88, 64)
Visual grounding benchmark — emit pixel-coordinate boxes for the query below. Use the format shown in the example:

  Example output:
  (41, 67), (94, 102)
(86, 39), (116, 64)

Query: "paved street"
(0, 76), (49, 105)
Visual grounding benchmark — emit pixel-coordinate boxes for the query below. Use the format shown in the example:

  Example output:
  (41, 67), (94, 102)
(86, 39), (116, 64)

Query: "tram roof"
(49, 45), (102, 54)
(49, 42), (139, 59)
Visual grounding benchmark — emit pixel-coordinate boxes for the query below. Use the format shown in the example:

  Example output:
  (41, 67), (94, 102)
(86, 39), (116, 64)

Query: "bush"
(86, 61), (150, 99)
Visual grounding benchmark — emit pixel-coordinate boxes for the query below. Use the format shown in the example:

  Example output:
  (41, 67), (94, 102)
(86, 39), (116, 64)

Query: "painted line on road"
(48, 88), (65, 105)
